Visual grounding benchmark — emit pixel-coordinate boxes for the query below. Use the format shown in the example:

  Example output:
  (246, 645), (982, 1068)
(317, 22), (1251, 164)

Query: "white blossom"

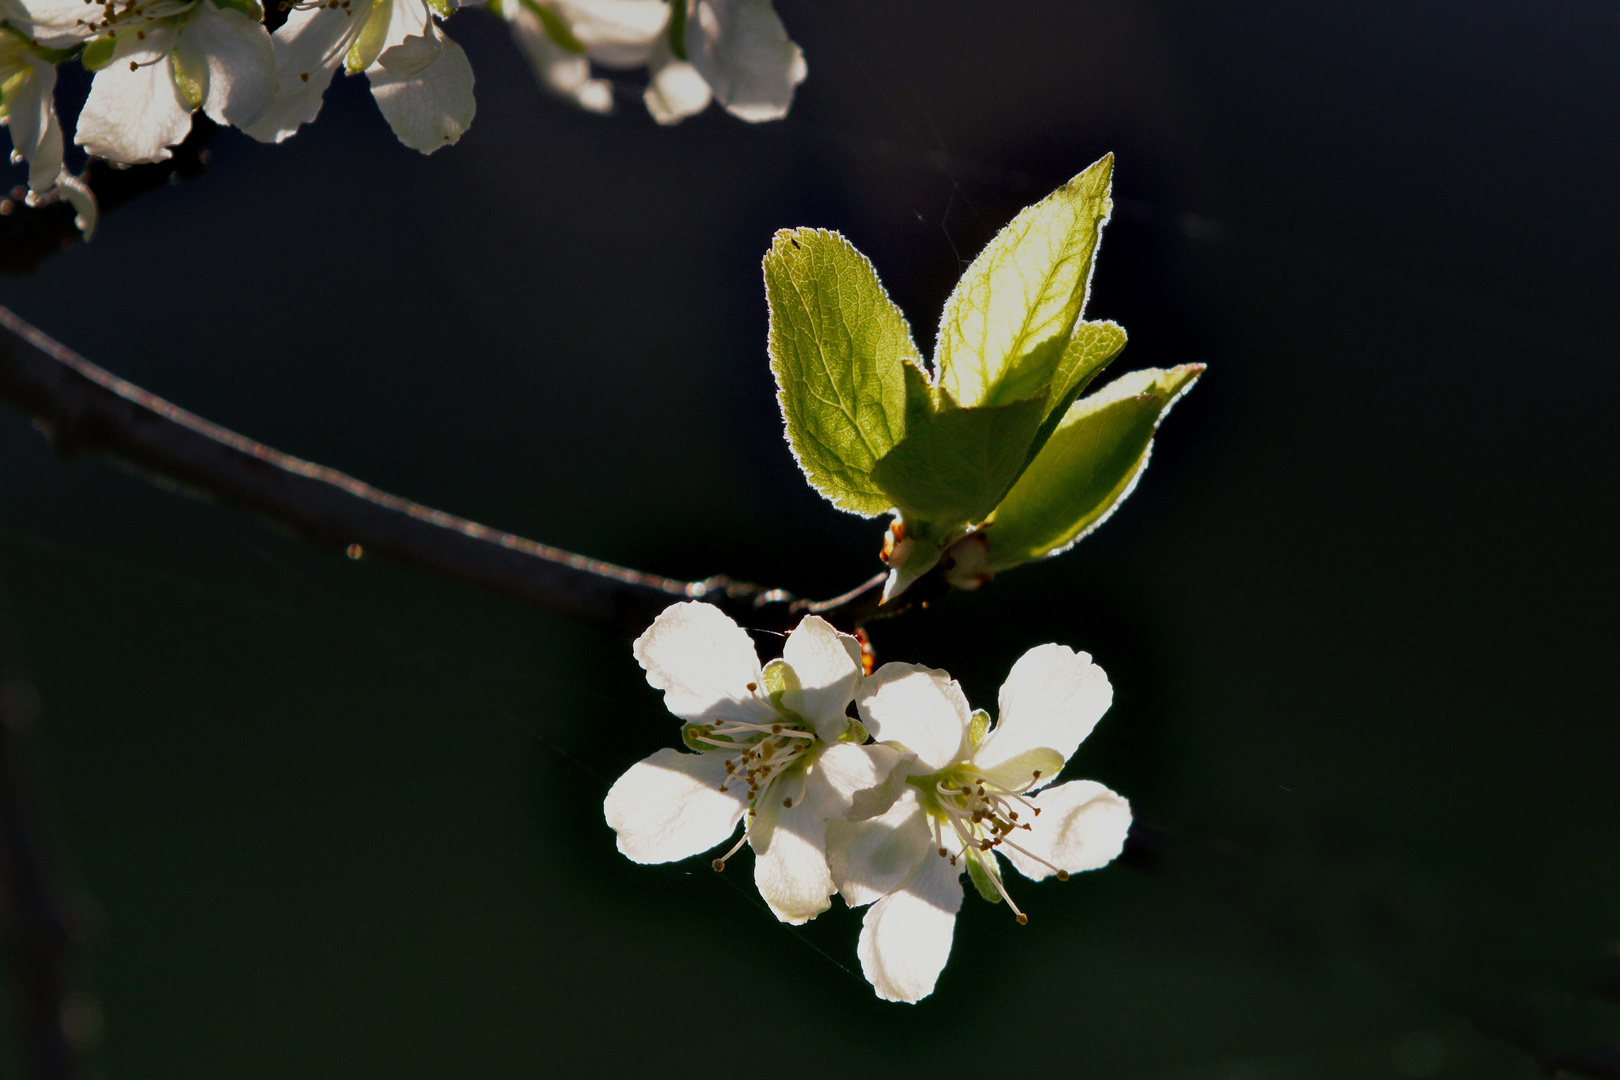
(603, 602), (902, 925)
(499, 0), (801, 125)
(242, 0), (473, 154)
(0, 27), (96, 232)
(5, 0), (276, 163)
(826, 643), (1133, 1002)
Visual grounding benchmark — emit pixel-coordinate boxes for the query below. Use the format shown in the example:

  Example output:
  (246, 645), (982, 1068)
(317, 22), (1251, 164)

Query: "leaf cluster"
(764, 154), (1203, 601)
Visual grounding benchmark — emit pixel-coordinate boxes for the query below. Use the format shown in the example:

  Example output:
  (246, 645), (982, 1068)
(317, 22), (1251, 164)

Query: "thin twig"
(0, 615), (82, 1080)
(0, 306), (894, 637)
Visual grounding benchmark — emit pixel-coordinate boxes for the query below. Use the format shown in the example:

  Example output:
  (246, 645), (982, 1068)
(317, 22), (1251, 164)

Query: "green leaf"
(869, 396), (1045, 528)
(80, 35), (117, 72)
(966, 850), (1003, 904)
(346, 0), (393, 74)
(1037, 320), (1127, 439)
(765, 228), (922, 517)
(983, 364), (1204, 571)
(934, 155), (1115, 410)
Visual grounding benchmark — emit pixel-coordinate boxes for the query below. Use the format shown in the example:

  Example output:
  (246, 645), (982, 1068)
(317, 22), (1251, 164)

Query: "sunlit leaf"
(983, 364), (1204, 571)
(934, 155), (1114, 410)
(870, 396), (1046, 529)
(765, 228), (922, 517)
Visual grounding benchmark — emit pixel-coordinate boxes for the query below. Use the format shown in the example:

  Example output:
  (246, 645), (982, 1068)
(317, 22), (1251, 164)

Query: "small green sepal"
(839, 718), (871, 744)
(966, 849), (1004, 904)
(80, 35), (117, 71)
(968, 709), (991, 748)
(346, 0), (393, 73)
(680, 723), (718, 753)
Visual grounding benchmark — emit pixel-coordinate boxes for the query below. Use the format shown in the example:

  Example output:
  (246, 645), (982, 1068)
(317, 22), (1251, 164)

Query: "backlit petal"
(75, 28), (193, 164)
(559, 0), (665, 67)
(365, 12), (475, 154)
(684, 0), (803, 122)
(7, 55), (64, 192)
(826, 787), (930, 908)
(240, 2), (360, 144)
(183, 2), (276, 128)
(643, 35), (708, 124)
(998, 779), (1130, 882)
(857, 663), (970, 772)
(0, 0), (97, 48)
(505, 4), (612, 113)
(603, 747), (747, 864)
(975, 643), (1111, 789)
(856, 846), (962, 1003)
(633, 601), (773, 725)
(780, 615), (863, 740)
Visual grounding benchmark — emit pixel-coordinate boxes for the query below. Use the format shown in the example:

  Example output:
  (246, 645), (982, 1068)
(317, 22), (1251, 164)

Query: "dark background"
(2, 0), (1617, 1075)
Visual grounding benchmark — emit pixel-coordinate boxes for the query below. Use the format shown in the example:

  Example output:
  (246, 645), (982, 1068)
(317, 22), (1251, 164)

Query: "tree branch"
(0, 306), (897, 637)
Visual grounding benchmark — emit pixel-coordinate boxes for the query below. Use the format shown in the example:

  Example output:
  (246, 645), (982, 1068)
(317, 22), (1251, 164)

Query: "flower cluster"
(605, 601), (1133, 1002)
(0, 0), (801, 227)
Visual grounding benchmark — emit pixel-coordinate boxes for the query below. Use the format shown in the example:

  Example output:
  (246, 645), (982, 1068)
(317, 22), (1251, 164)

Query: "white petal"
(504, 5), (612, 113)
(377, 30), (441, 76)
(780, 615), (863, 741)
(643, 35), (708, 124)
(239, 3), (359, 144)
(998, 779), (1131, 882)
(632, 601), (774, 725)
(826, 787), (931, 908)
(558, 0), (665, 67)
(856, 844), (962, 1003)
(181, 2), (276, 128)
(75, 28), (194, 164)
(974, 643), (1112, 790)
(57, 170), (98, 238)
(365, 10), (475, 154)
(856, 663), (970, 772)
(815, 742), (904, 805)
(603, 747), (747, 864)
(6, 54), (64, 192)
(0, 0), (97, 48)
(747, 783), (829, 924)
(684, 0), (802, 123)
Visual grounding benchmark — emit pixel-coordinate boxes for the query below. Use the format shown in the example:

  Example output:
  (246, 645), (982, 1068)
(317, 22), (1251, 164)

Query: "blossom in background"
(0, 26), (97, 231)
(827, 644), (1133, 1002)
(500, 0), (802, 125)
(3, 0), (276, 163)
(242, 0), (473, 154)
(604, 602), (901, 924)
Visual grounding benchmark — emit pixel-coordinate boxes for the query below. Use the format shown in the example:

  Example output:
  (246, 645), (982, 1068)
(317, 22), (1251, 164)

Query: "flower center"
(76, 0), (198, 37)
(683, 679), (819, 872)
(912, 765), (1069, 924)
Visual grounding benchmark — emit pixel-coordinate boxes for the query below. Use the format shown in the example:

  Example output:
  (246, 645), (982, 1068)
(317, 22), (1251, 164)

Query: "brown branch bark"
(0, 305), (896, 638)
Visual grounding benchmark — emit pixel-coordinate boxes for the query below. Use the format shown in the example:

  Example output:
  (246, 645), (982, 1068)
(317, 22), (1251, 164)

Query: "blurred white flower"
(0, 27), (97, 232)
(3, 0), (276, 163)
(827, 644), (1132, 1002)
(242, 0), (473, 154)
(604, 602), (902, 925)
(499, 0), (802, 124)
